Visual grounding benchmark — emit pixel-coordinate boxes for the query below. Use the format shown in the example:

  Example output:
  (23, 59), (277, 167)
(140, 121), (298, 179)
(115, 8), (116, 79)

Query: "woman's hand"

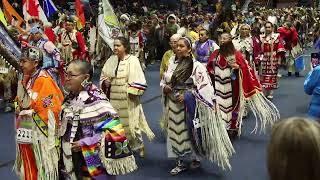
(177, 94), (184, 103)
(163, 85), (172, 94)
(71, 141), (81, 152)
(229, 62), (240, 69)
(103, 79), (111, 88)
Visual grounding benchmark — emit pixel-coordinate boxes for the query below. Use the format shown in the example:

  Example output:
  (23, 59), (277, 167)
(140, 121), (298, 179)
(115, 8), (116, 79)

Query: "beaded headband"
(180, 37), (192, 48)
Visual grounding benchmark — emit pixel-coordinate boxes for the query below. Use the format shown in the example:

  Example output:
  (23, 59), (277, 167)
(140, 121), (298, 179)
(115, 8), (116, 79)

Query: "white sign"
(0, 67), (8, 74)
(16, 128), (33, 144)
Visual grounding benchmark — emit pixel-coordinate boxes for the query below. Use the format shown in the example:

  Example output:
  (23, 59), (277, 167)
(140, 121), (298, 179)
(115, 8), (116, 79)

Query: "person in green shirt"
(166, 14), (180, 37)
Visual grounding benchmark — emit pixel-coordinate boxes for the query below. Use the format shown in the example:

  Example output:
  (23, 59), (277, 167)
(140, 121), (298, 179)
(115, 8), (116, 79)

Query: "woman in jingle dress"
(100, 37), (155, 157)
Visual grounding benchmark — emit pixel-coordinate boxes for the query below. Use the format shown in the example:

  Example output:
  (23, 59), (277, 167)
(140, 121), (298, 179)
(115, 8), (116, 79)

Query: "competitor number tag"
(0, 67), (8, 74)
(16, 128), (32, 143)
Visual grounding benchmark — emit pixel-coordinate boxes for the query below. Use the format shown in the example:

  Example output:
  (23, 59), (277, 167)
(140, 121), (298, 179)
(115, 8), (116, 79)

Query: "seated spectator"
(267, 117), (320, 180)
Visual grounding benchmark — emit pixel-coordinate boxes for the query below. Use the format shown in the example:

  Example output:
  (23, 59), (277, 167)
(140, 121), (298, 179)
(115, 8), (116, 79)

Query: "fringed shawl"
(236, 50), (280, 134)
(208, 50), (280, 134)
(60, 83), (137, 177)
(189, 60), (235, 170)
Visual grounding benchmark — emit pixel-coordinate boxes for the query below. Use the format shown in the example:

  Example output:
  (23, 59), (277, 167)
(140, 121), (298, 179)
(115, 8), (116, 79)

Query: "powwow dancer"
(207, 33), (280, 138)
(194, 29), (219, 65)
(60, 60), (137, 180)
(58, 17), (86, 64)
(161, 37), (234, 175)
(0, 28), (20, 113)
(28, 18), (63, 85)
(14, 47), (64, 180)
(100, 37), (155, 158)
(232, 24), (255, 69)
(160, 34), (181, 80)
(278, 22), (302, 77)
(127, 21), (145, 70)
(232, 24), (256, 117)
(260, 22), (285, 99)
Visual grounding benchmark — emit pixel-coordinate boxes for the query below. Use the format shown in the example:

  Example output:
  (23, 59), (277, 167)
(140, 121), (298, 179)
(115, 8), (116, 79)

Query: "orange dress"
(15, 70), (63, 180)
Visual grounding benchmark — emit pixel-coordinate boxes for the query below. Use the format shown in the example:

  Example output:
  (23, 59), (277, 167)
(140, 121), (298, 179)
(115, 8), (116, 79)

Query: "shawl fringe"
(237, 64), (280, 136)
(32, 128), (59, 180)
(128, 99), (155, 141)
(196, 99), (235, 170)
(238, 91), (280, 135)
(100, 155), (138, 175)
(247, 93), (280, 134)
(139, 116), (156, 140)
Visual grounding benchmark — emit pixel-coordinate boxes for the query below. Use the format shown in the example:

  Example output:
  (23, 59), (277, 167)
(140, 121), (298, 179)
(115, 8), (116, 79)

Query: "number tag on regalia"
(16, 128), (32, 144)
(0, 67), (8, 74)
(16, 110), (34, 144)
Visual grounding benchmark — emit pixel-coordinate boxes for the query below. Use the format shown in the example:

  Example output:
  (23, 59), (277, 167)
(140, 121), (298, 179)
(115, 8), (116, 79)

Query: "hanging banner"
(0, 23), (21, 59)
(0, 22), (21, 70)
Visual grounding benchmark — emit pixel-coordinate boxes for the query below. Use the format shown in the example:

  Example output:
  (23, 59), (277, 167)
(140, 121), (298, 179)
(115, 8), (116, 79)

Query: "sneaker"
(267, 95), (273, 100)
(170, 161), (187, 176)
(4, 106), (13, 112)
(295, 72), (300, 77)
(288, 72), (292, 77)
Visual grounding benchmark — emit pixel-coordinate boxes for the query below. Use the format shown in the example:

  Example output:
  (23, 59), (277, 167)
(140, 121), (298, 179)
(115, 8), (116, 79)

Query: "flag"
(2, 0), (24, 27)
(41, 0), (58, 20)
(0, 8), (7, 26)
(98, 0), (121, 49)
(75, 0), (86, 29)
(102, 0), (120, 27)
(23, 0), (48, 23)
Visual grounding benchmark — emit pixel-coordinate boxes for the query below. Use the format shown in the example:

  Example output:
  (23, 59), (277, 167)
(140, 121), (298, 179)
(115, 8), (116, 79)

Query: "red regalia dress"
(259, 33), (285, 90)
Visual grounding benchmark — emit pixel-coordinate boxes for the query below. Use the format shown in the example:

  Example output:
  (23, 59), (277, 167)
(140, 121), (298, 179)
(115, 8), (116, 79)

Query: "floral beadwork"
(42, 94), (54, 108)
(115, 140), (130, 156)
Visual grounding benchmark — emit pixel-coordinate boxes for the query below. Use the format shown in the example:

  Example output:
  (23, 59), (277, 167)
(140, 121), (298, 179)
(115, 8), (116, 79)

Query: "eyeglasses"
(64, 71), (82, 79)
